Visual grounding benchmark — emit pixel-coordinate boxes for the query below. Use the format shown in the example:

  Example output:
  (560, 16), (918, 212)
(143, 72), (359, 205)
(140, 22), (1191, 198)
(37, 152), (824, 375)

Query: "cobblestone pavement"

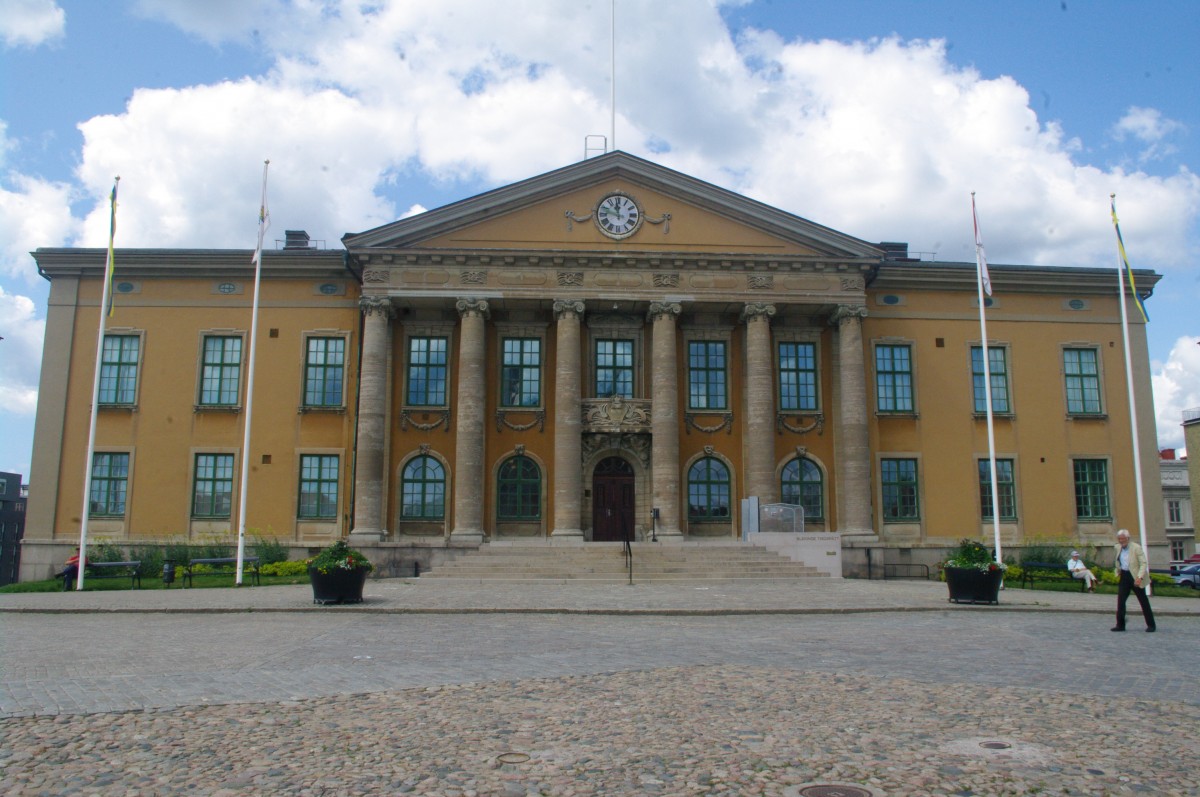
(1, 579), (1197, 796)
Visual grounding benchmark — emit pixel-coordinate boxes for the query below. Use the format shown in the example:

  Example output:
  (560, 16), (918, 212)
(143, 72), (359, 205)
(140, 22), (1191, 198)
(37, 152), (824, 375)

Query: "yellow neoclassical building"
(20, 152), (1165, 579)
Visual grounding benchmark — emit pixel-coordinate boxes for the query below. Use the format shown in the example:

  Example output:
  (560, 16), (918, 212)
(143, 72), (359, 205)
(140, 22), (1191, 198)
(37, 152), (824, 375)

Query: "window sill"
(194, 405), (241, 413)
(299, 405), (346, 415)
(1067, 413), (1108, 421)
(972, 412), (1014, 420)
(875, 411), (919, 419)
(98, 403), (138, 412)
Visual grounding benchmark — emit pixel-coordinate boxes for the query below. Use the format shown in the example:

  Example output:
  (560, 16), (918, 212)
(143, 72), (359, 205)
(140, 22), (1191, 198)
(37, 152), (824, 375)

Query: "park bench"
(183, 556), (260, 587)
(1019, 561), (1088, 591)
(62, 560), (142, 590)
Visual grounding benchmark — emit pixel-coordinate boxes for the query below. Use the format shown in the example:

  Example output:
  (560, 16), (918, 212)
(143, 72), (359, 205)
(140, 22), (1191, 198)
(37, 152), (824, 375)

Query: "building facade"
(20, 153), (1166, 579)
(1160, 451), (1194, 564)
(0, 472), (26, 587)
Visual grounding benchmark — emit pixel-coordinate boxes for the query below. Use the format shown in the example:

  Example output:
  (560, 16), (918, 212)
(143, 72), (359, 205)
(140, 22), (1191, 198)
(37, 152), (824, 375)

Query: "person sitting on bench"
(56, 547), (84, 584)
(1067, 551), (1097, 592)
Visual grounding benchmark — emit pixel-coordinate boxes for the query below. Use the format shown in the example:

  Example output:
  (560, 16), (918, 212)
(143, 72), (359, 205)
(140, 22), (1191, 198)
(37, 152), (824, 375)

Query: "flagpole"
(77, 176), (120, 590)
(1110, 194), (1151, 593)
(610, 0), (616, 152)
(973, 193), (1003, 568)
(235, 160), (269, 585)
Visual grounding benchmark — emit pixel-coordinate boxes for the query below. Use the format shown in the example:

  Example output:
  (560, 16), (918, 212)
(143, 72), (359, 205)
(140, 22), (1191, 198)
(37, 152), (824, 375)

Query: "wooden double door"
(591, 456), (634, 542)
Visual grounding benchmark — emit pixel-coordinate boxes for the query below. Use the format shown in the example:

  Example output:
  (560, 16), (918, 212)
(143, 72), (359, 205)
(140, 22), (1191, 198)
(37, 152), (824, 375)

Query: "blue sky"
(1, 0), (1198, 482)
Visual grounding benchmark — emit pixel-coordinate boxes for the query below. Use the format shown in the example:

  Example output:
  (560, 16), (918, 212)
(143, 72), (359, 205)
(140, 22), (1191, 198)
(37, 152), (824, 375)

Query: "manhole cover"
(496, 752), (530, 765)
(787, 785), (881, 797)
(979, 741), (1012, 750)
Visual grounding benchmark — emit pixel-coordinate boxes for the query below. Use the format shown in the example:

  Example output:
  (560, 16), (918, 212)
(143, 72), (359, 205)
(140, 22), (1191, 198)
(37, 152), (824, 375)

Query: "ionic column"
(831, 304), (874, 537)
(552, 300), (585, 539)
(742, 303), (778, 505)
(450, 299), (489, 545)
(350, 296), (394, 542)
(649, 302), (683, 539)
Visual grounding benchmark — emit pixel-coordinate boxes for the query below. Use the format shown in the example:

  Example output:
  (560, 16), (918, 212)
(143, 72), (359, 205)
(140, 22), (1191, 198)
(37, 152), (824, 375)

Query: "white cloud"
(0, 0), (64, 48)
(0, 121), (77, 282)
(0, 286), (43, 417)
(1112, 106), (1184, 163)
(1152, 336), (1200, 451)
(131, 0), (280, 46)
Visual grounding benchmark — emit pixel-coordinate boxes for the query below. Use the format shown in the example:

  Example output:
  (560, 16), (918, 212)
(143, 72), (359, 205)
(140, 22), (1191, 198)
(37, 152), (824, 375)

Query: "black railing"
(622, 513), (633, 585)
(883, 563), (931, 580)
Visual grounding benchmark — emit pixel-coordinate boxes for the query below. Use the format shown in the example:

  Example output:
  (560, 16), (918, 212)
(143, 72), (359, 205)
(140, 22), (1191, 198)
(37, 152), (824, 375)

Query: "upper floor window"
(880, 458), (919, 521)
(971, 346), (1010, 414)
(779, 342), (817, 411)
(1167, 499), (1182, 525)
(875, 344), (913, 413)
(89, 452), (129, 517)
(501, 338), (542, 407)
(595, 339), (634, 399)
(1073, 459), (1110, 520)
(406, 336), (448, 406)
(192, 453), (234, 518)
(497, 455), (541, 521)
(978, 458), (1017, 521)
(688, 341), (727, 410)
(304, 337), (345, 407)
(401, 455), (446, 519)
(1064, 348), (1102, 414)
(781, 457), (823, 520)
(688, 457), (731, 521)
(200, 335), (242, 406)
(99, 335), (140, 404)
(298, 454), (339, 519)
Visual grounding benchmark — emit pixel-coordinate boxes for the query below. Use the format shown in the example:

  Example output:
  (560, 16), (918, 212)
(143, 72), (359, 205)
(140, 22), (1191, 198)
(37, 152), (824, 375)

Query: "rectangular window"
(595, 339), (634, 398)
(200, 336), (242, 406)
(1170, 539), (1185, 561)
(1073, 459), (1110, 520)
(881, 458), (919, 521)
(501, 338), (542, 407)
(779, 342), (817, 411)
(978, 458), (1016, 521)
(406, 337), (448, 406)
(875, 344), (913, 412)
(98, 335), (140, 404)
(192, 454), (234, 518)
(971, 346), (1010, 413)
(688, 341), (727, 410)
(1167, 500), (1182, 525)
(298, 454), (339, 519)
(1064, 348), (1102, 414)
(303, 337), (345, 407)
(89, 453), (129, 516)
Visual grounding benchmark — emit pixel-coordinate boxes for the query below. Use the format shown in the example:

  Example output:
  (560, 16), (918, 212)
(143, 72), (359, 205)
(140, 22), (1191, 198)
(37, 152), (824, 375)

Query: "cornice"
(871, 260), (1161, 297)
(33, 248), (347, 280)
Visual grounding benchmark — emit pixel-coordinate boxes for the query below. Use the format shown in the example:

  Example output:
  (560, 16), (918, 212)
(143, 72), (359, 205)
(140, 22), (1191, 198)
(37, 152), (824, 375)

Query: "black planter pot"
(945, 566), (1003, 605)
(308, 566), (369, 605)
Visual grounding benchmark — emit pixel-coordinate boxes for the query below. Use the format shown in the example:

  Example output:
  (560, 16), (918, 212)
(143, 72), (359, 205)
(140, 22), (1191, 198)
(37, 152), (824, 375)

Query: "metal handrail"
(883, 563), (931, 580)
(622, 513), (633, 585)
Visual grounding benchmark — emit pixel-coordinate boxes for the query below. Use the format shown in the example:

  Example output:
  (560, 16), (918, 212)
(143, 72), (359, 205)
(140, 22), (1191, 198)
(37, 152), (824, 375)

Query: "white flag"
(972, 193), (992, 297)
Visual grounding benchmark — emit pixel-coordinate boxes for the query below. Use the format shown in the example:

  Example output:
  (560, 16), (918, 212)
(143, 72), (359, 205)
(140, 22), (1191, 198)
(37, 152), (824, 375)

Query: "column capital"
(455, 298), (490, 320)
(740, 302), (777, 324)
(359, 296), (395, 318)
(552, 299), (585, 320)
(829, 304), (868, 326)
(647, 301), (682, 322)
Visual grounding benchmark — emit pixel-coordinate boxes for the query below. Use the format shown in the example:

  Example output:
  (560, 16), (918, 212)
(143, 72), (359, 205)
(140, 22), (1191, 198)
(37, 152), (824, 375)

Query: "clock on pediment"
(594, 191), (643, 240)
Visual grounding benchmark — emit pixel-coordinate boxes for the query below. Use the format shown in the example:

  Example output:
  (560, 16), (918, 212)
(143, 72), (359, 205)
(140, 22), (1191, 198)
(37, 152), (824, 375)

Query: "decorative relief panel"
(400, 409), (450, 432)
(777, 413), (825, 436)
(747, 274), (774, 290)
(496, 409), (546, 433)
(582, 396), (652, 434)
(557, 271), (584, 287)
(363, 269), (390, 284)
(582, 432), (651, 472)
(684, 412), (734, 434)
(652, 273), (680, 288)
(460, 270), (487, 285)
(840, 276), (865, 291)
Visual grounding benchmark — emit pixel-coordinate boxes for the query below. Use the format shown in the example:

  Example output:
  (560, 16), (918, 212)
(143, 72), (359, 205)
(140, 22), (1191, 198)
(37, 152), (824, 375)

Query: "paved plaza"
(1, 578), (1197, 796)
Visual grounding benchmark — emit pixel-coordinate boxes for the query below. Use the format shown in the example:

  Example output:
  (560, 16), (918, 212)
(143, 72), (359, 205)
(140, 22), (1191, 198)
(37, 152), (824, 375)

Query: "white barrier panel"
(746, 531), (843, 578)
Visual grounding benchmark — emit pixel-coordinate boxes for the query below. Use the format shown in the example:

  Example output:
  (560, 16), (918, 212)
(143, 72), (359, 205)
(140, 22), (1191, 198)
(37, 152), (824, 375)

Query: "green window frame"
(501, 338), (542, 407)
(971, 346), (1010, 414)
(1064, 348), (1102, 414)
(881, 458), (919, 521)
(687, 341), (727, 410)
(303, 337), (345, 407)
(497, 456), (541, 521)
(200, 336), (242, 406)
(192, 453), (234, 518)
(98, 335), (140, 404)
(401, 456), (446, 519)
(875, 344), (913, 412)
(1073, 459), (1110, 520)
(781, 457), (823, 520)
(779, 342), (817, 411)
(406, 337), (448, 406)
(595, 339), (634, 398)
(89, 453), (129, 517)
(298, 454), (339, 519)
(688, 457), (731, 521)
(978, 458), (1016, 521)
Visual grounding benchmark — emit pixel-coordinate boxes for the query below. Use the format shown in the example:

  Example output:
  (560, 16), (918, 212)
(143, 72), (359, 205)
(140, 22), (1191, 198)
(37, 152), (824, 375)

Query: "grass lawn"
(0, 572), (309, 593)
(1007, 579), (1199, 598)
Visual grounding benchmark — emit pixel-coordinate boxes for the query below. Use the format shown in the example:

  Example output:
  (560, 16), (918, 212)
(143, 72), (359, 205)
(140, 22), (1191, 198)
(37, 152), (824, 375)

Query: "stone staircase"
(420, 541), (829, 583)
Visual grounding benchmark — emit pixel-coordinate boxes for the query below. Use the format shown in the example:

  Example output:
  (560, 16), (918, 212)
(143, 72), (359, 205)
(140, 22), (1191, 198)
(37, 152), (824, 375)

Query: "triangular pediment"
(343, 152), (882, 262)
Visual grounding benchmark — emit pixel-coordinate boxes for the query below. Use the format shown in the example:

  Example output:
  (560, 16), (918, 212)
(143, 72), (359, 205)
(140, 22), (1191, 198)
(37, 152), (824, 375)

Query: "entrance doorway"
(592, 456), (634, 542)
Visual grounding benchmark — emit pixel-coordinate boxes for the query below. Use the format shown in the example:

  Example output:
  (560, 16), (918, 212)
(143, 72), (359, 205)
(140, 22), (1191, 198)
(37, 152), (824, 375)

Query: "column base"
(550, 528), (584, 541)
(449, 529), (486, 547)
(348, 528), (384, 544)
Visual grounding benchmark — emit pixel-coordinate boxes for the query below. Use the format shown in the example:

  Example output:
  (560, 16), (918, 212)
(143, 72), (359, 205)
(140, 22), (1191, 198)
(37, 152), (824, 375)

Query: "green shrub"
(943, 538), (1005, 572)
(163, 538), (192, 566)
(89, 537), (126, 563)
(128, 544), (164, 576)
(261, 560), (308, 577)
(252, 535), (289, 565)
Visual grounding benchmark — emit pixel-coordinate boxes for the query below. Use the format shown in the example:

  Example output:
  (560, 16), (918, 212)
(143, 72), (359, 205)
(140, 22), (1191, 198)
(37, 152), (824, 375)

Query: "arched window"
(498, 455), (541, 520)
(781, 457), (823, 520)
(688, 457), (730, 520)
(401, 456), (445, 519)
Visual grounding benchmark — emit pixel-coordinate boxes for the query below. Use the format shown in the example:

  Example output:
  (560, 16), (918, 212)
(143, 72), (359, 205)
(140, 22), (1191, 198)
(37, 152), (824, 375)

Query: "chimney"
(283, 230), (312, 250)
(1159, 448), (1177, 460)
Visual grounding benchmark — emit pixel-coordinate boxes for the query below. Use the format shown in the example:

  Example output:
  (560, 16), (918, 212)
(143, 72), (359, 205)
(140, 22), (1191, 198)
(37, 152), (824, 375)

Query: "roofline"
(873, 259), (1161, 297)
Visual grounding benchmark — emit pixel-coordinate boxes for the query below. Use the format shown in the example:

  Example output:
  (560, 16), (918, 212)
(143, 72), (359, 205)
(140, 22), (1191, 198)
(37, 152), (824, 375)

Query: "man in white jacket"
(1066, 551), (1097, 592)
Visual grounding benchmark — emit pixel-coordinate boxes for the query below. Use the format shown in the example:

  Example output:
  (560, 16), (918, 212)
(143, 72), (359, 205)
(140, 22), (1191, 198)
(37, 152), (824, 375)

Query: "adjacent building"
(19, 152), (1166, 580)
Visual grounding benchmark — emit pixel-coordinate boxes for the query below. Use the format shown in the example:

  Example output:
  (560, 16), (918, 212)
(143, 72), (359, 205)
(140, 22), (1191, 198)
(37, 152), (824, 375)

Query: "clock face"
(595, 193), (643, 239)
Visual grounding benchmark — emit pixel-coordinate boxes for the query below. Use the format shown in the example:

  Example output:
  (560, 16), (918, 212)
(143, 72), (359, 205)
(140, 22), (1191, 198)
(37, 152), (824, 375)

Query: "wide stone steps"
(421, 542), (828, 583)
